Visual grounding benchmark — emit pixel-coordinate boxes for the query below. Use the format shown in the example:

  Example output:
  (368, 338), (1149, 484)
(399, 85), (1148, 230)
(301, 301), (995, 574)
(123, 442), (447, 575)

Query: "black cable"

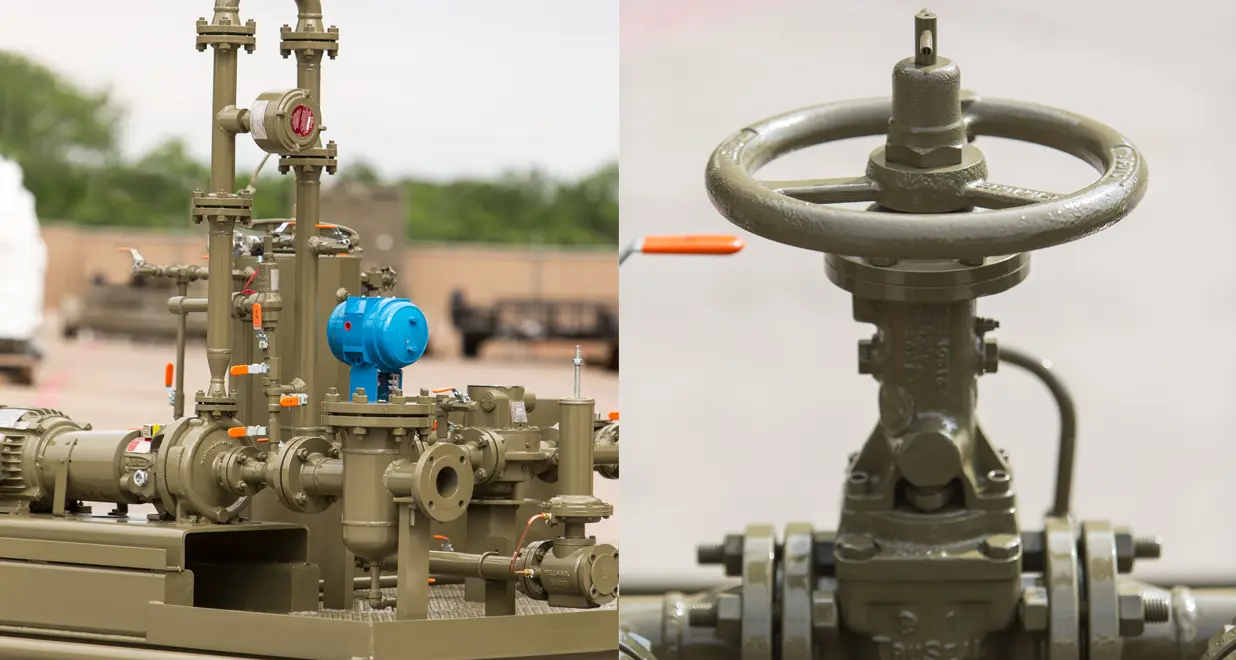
(998, 345), (1078, 517)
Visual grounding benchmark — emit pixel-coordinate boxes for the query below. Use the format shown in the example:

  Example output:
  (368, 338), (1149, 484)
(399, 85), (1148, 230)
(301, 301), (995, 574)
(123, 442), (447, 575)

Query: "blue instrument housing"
(326, 296), (429, 402)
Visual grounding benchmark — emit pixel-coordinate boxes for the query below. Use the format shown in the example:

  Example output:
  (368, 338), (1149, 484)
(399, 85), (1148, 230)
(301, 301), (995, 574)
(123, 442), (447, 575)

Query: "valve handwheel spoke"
(759, 176), (878, 205)
(963, 181), (1064, 209)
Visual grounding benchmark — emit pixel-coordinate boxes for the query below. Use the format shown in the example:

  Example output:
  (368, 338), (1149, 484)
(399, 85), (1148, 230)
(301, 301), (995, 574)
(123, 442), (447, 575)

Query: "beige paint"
(40, 223), (618, 357)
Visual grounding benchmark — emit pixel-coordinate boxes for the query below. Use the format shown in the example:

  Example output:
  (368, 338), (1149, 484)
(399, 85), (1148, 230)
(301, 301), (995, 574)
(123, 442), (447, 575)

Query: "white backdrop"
(620, 0), (1236, 590)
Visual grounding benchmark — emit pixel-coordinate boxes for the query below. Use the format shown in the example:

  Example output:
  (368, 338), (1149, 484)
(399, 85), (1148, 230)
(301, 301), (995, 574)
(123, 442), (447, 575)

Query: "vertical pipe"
(558, 397), (596, 537)
(173, 281), (188, 419)
(288, 1), (328, 432)
(255, 244), (284, 446)
(396, 502), (431, 620)
(291, 174), (322, 433)
(204, 2), (242, 401)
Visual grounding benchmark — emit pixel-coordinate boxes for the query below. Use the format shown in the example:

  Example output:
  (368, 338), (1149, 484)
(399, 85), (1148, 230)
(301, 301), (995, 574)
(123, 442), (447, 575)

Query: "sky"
(0, 1), (618, 181)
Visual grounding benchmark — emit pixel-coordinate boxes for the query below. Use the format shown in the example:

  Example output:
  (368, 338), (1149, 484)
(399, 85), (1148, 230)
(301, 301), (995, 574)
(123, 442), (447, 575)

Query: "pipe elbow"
(211, 0), (242, 26)
(294, 0), (325, 31)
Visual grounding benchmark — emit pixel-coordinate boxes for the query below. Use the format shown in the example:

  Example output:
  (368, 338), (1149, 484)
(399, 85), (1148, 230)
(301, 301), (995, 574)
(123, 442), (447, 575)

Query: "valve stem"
(915, 9), (938, 66)
(572, 345), (583, 398)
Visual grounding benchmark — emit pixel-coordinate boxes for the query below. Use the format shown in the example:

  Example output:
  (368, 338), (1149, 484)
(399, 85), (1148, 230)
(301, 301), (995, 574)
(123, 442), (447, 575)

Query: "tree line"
(0, 50), (617, 247)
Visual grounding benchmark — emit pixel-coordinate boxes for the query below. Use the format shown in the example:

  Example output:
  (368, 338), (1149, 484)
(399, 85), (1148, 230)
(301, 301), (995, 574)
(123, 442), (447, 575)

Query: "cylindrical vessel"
(558, 398), (596, 497)
(0, 408), (153, 510)
(38, 430), (146, 504)
(341, 426), (403, 564)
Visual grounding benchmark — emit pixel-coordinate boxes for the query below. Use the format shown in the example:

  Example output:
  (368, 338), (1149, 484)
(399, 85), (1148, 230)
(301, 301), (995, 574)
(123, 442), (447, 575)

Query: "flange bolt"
(697, 544), (724, 565)
(1135, 537), (1163, 559)
(1144, 597), (1170, 623)
(688, 600), (718, 626)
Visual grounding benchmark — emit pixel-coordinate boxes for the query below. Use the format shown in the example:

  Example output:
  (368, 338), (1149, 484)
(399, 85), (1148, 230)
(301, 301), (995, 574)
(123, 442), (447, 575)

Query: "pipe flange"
(1082, 520), (1123, 659)
(1201, 625), (1236, 660)
(154, 416), (250, 523)
(214, 445), (263, 497)
(780, 523), (815, 660)
(459, 427), (505, 485)
(190, 192), (253, 224)
(515, 539), (553, 601)
(1044, 517), (1081, 660)
(410, 442), (474, 523)
(741, 523), (777, 660)
(825, 252), (1029, 303)
(195, 19), (257, 52)
(278, 143), (340, 175)
(278, 25), (340, 59)
(595, 421), (620, 480)
(269, 435), (335, 514)
(192, 393), (239, 415)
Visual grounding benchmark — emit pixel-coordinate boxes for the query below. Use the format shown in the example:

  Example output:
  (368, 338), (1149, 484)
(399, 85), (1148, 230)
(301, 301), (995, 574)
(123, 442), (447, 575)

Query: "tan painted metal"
(0, 2), (620, 658)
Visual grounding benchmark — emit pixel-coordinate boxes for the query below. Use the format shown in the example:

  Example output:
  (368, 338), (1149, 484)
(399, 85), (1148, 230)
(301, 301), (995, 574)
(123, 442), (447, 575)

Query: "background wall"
(41, 224), (618, 357)
(619, 0), (1236, 589)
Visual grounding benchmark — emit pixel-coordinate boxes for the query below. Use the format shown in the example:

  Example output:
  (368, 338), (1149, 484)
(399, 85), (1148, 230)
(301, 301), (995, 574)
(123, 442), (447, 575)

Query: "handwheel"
(704, 13), (1148, 260)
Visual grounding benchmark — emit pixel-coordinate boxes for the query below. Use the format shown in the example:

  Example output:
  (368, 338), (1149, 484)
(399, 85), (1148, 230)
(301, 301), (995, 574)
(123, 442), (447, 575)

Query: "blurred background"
(0, 1), (618, 542)
(620, 0), (1236, 590)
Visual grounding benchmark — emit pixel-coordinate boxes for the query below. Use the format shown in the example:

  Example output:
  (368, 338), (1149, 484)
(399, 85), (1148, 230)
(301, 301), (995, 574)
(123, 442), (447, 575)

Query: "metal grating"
(294, 583), (616, 622)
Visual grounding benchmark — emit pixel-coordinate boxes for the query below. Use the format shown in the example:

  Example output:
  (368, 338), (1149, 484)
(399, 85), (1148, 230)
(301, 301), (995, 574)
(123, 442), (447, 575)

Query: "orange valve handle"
(227, 427), (248, 439)
(164, 363), (174, 388)
(252, 303), (263, 328)
(640, 235), (745, 255)
(608, 411), (620, 421)
(431, 387), (454, 394)
(281, 394), (309, 408)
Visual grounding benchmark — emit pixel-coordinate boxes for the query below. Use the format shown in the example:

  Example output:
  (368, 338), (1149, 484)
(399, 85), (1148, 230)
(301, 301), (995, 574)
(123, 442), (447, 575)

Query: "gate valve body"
(326, 296), (429, 402)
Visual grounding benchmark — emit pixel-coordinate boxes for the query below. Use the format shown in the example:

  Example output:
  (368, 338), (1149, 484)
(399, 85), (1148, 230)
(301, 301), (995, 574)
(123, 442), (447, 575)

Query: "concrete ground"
(0, 316), (618, 546)
(620, 0), (1236, 589)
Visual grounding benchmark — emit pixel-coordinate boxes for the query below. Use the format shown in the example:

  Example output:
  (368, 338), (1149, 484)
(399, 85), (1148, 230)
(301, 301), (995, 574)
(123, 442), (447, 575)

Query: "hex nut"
(715, 593), (742, 642)
(885, 143), (964, 169)
(858, 339), (876, 374)
(1118, 589), (1146, 637)
(1020, 586), (1049, 632)
(836, 533), (878, 561)
(983, 338), (999, 374)
(812, 589), (839, 636)
(1114, 529), (1136, 573)
(722, 533), (745, 577)
(981, 534), (1020, 560)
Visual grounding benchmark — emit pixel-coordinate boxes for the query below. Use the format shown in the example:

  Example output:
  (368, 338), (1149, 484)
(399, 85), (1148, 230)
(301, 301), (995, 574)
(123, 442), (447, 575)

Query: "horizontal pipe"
(594, 444), (618, 465)
(316, 574), (466, 592)
(0, 635), (249, 660)
(168, 297), (209, 315)
(429, 550), (520, 581)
